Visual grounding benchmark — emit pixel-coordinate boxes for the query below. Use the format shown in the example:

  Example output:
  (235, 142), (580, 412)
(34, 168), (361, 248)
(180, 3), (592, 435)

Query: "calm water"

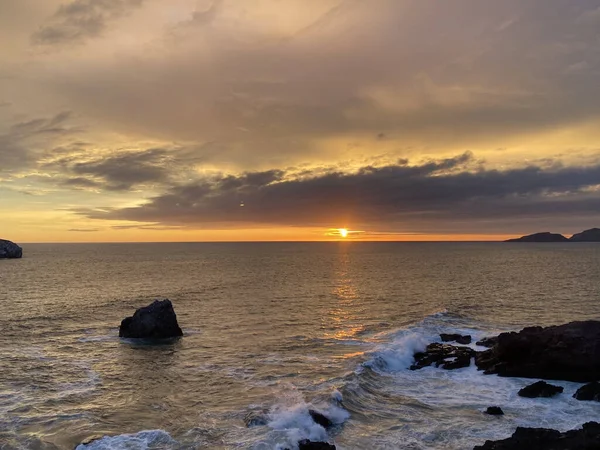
(1, 242), (599, 449)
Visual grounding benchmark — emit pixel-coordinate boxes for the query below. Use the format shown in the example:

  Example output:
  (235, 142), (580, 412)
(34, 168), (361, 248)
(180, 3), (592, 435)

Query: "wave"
(74, 430), (177, 450)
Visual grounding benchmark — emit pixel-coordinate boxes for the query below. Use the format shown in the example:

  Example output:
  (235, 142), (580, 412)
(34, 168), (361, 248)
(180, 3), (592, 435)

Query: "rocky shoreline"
(410, 321), (600, 449)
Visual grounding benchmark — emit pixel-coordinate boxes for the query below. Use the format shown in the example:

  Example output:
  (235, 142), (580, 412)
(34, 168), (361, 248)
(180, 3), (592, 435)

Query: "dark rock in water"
(485, 406), (504, 416)
(298, 440), (336, 450)
(474, 321), (600, 382)
(440, 333), (472, 345)
(505, 232), (569, 242)
(518, 381), (563, 398)
(476, 337), (498, 348)
(244, 410), (269, 427)
(411, 343), (475, 370)
(0, 239), (22, 259)
(119, 299), (183, 339)
(473, 421), (600, 449)
(570, 228), (600, 242)
(309, 409), (333, 429)
(574, 382), (600, 402)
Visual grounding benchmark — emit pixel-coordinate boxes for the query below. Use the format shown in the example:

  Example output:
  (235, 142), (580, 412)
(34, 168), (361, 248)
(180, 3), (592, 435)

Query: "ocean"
(1, 242), (599, 449)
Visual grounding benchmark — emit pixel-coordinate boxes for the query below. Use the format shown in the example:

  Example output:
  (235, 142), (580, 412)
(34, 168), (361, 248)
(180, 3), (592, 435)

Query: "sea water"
(1, 242), (599, 449)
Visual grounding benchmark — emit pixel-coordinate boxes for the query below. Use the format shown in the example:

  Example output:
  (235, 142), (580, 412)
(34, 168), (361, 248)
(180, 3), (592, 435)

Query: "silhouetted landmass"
(505, 232), (568, 242)
(570, 228), (600, 242)
(0, 239), (22, 259)
(506, 228), (600, 242)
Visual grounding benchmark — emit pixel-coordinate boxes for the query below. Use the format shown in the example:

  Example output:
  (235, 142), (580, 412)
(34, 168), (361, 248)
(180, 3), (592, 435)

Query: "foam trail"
(75, 430), (176, 450)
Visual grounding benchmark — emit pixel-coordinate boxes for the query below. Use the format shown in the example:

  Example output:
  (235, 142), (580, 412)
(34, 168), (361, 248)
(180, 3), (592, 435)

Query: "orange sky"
(2, 0), (600, 242)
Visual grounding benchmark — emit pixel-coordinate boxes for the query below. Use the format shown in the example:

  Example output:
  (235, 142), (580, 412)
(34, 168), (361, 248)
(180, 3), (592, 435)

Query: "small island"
(506, 228), (600, 242)
(0, 239), (23, 259)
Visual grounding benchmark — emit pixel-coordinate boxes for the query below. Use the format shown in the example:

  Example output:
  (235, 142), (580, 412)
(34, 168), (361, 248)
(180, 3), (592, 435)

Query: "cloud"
(34, 0), (600, 170)
(0, 111), (77, 173)
(32, 0), (145, 46)
(77, 153), (600, 233)
(68, 228), (100, 232)
(45, 147), (173, 191)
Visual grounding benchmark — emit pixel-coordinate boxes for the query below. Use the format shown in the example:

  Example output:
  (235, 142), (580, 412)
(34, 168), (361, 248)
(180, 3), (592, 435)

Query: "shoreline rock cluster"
(410, 321), (600, 449)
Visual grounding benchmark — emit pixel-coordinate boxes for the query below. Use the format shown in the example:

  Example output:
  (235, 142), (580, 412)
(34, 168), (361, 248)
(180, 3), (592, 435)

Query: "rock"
(518, 381), (563, 398)
(309, 409), (333, 429)
(298, 441), (336, 450)
(473, 422), (600, 449)
(440, 333), (472, 345)
(570, 228), (600, 242)
(485, 406), (504, 416)
(74, 435), (105, 448)
(244, 410), (269, 427)
(119, 299), (183, 339)
(476, 337), (498, 348)
(475, 321), (600, 382)
(505, 232), (569, 242)
(574, 382), (600, 401)
(0, 239), (22, 259)
(411, 343), (476, 371)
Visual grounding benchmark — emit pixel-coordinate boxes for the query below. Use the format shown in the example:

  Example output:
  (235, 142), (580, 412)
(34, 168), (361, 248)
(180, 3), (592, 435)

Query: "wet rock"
(298, 440), (336, 450)
(574, 382), (600, 401)
(485, 406), (504, 416)
(309, 409), (333, 429)
(475, 321), (600, 382)
(518, 381), (563, 398)
(244, 410), (269, 427)
(119, 299), (183, 339)
(476, 337), (498, 348)
(411, 343), (475, 370)
(473, 421), (600, 449)
(0, 239), (22, 259)
(74, 435), (105, 448)
(440, 333), (472, 345)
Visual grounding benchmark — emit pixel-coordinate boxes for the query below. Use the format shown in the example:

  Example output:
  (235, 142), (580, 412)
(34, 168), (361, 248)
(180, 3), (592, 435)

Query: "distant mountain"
(505, 232), (569, 243)
(570, 228), (600, 242)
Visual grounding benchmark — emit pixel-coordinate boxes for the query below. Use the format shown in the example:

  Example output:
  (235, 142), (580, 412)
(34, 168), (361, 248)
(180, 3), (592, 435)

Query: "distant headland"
(506, 228), (600, 242)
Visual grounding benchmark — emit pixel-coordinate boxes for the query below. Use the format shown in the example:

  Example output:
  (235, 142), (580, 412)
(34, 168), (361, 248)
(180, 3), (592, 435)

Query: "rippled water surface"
(1, 242), (599, 449)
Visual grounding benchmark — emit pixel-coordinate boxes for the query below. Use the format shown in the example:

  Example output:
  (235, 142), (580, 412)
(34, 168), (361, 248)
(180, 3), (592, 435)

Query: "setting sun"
(339, 228), (349, 238)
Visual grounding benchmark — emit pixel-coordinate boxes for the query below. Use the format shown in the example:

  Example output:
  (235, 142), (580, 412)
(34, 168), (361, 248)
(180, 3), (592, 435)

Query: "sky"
(1, 0), (600, 242)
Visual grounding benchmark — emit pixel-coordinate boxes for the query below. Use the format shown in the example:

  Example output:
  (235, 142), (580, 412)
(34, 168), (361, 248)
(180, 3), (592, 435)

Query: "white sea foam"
(349, 313), (600, 448)
(74, 430), (176, 450)
(264, 388), (349, 449)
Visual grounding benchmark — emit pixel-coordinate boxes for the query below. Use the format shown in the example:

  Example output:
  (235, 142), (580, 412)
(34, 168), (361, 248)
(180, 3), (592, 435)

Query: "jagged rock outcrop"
(411, 343), (476, 370)
(440, 333), (472, 345)
(119, 299), (183, 339)
(505, 232), (568, 243)
(473, 422), (600, 449)
(485, 406), (504, 416)
(475, 321), (600, 382)
(517, 381), (563, 398)
(0, 239), (22, 259)
(476, 337), (499, 348)
(297, 441), (336, 450)
(574, 382), (600, 402)
(570, 228), (600, 242)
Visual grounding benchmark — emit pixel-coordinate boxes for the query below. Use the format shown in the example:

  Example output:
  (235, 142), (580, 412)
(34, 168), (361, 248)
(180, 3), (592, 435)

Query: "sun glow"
(339, 228), (349, 238)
